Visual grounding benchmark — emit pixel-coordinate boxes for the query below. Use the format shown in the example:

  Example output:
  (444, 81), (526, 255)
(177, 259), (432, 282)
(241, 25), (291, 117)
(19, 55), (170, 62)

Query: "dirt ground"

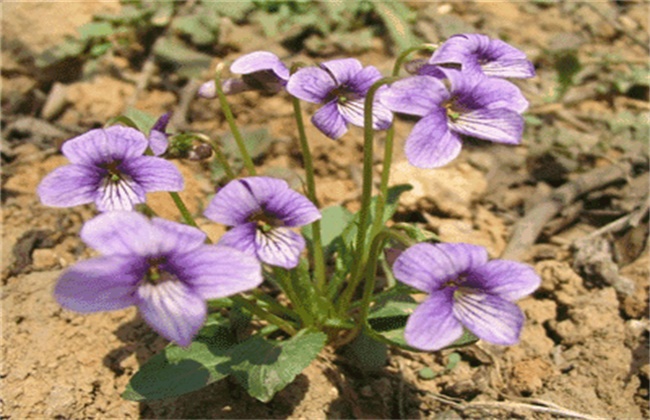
(2, 1), (649, 418)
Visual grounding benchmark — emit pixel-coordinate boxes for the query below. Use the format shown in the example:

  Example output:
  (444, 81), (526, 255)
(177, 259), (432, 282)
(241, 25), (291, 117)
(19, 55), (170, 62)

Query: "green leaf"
(290, 259), (329, 324)
(122, 322), (236, 401)
(35, 38), (85, 68)
(341, 184), (413, 246)
(418, 367), (436, 380)
(172, 14), (217, 46)
(221, 127), (275, 161)
(204, 0), (255, 21)
(122, 107), (157, 133)
(78, 21), (114, 40)
(367, 297), (417, 320)
(227, 329), (327, 402)
(302, 205), (353, 252)
(365, 298), (479, 352)
(153, 37), (212, 78)
(373, 1), (420, 52)
(446, 352), (461, 370)
(89, 42), (112, 57)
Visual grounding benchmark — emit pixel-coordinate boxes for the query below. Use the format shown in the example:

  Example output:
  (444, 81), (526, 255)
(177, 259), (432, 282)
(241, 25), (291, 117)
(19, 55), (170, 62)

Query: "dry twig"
(502, 159), (637, 261)
(426, 391), (601, 420)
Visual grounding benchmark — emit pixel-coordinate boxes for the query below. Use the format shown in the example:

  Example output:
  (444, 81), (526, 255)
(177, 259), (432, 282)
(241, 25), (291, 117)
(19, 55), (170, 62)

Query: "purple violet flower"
(37, 126), (184, 211)
(148, 112), (172, 156)
(393, 242), (540, 351)
(286, 58), (393, 140)
(428, 34), (536, 79)
(198, 51), (290, 98)
(380, 69), (528, 168)
(54, 211), (263, 346)
(204, 177), (321, 269)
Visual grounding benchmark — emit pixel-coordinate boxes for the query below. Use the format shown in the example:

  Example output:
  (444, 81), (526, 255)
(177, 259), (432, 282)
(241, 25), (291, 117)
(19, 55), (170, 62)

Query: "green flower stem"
(136, 203), (159, 218)
(291, 96), (327, 293)
(359, 228), (413, 324)
(192, 134), (236, 181)
(168, 192), (198, 227)
(334, 228), (414, 347)
(368, 126), (394, 241)
(213, 70), (257, 176)
(337, 77), (398, 315)
(252, 289), (300, 321)
(273, 267), (314, 327)
(392, 44), (438, 76)
(230, 294), (297, 336)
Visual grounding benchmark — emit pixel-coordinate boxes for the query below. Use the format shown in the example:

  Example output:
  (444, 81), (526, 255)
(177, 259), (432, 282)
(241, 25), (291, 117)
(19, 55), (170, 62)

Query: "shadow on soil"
(102, 314), (423, 418)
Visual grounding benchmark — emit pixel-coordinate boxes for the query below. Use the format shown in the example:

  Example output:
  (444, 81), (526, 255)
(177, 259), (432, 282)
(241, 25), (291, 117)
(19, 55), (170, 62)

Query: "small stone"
(32, 249), (58, 269)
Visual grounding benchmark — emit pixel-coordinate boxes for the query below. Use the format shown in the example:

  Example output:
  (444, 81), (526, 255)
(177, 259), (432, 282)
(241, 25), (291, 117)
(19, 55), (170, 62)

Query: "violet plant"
(38, 34), (541, 403)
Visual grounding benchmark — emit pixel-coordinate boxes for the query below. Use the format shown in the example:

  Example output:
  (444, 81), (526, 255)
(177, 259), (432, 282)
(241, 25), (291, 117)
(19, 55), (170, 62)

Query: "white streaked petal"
(451, 108), (523, 144)
(255, 227), (305, 269)
(95, 175), (146, 212)
(137, 279), (206, 347)
(337, 98), (365, 128)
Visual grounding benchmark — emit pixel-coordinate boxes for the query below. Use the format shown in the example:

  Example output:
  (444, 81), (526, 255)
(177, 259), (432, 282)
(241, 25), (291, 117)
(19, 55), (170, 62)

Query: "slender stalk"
(291, 97), (327, 292)
(392, 44), (438, 76)
(369, 46), (433, 241)
(168, 192), (199, 228)
(192, 134), (236, 181)
(273, 267), (313, 327)
(213, 69), (257, 176)
(252, 289), (300, 321)
(337, 77), (398, 314)
(136, 203), (159, 218)
(368, 126), (395, 241)
(230, 295), (297, 336)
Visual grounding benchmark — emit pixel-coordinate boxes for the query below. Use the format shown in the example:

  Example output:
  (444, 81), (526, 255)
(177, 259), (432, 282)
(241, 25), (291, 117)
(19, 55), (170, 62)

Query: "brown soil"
(2, 1), (648, 418)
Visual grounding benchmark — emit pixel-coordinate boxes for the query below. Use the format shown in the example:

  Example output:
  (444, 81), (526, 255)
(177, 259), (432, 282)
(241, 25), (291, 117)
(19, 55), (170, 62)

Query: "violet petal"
(37, 164), (101, 208)
(346, 65), (383, 95)
(122, 156), (184, 193)
(81, 211), (160, 256)
(403, 111), (462, 168)
(231, 51), (290, 81)
(254, 227), (305, 269)
(217, 223), (258, 256)
(312, 100), (348, 139)
(204, 180), (262, 226)
(405, 289), (463, 351)
(458, 75), (529, 113)
(466, 260), (541, 301)
(94, 176), (146, 212)
(151, 217), (207, 254)
(453, 291), (524, 346)
(337, 98), (393, 131)
(380, 76), (448, 117)
(320, 58), (363, 85)
(287, 67), (337, 103)
(54, 255), (142, 313)
(62, 126), (148, 165)
(263, 187), (321, 228)
(174, 245), (263, 299)
(451, 108), (523, 144)
(148, 130), (169, 156)
(393, 242), (489, 293)
(482, 58), (536, 79)
(137, 280), (206, 347)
